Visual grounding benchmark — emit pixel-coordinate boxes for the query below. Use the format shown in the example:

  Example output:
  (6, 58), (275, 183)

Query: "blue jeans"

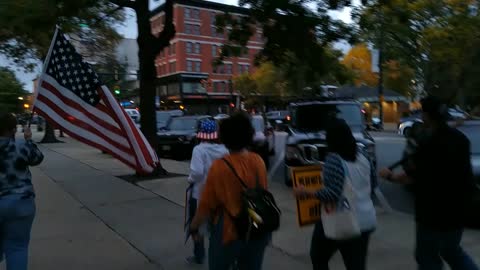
(208, 214), (270, 270)
(416, 224), (479, 270)
(0, 194), (36, 270)
(189, 198), (205, 263)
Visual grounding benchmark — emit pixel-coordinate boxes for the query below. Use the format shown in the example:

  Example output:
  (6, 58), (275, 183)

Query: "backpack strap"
(222, 158), (248, 190)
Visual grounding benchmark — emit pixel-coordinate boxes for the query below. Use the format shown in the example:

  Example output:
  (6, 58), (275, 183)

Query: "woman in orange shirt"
(189, 112), (270, 270)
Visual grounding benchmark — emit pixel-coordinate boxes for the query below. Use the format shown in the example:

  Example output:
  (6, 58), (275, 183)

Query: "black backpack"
(222, 158), (281, 241)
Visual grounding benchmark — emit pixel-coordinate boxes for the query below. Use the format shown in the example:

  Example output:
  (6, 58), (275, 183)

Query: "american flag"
(33, 28), (158, 174)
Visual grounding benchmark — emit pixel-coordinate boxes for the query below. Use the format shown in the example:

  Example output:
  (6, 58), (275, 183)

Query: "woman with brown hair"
(189, 112), (270, 270)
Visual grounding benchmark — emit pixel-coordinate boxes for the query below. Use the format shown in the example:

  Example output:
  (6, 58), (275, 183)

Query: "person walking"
(380, 96), (479, 270)
(189, 112), (270, 270)
(186, 119), (228, 265)
(294, 118), (376, 270)
(0, 112), (44, 270)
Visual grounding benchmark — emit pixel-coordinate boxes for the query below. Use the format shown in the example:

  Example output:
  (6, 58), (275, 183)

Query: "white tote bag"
(321, 160), (361, 240)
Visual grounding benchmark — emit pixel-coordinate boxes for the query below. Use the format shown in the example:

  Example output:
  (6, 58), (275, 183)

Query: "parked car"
(457, 121), (480, 178)
(250, 115), (275, 168)
(156, 115), (212, 159)
(213, 114), (230, 121)
(125, 109), (140, 123)
(398, 108), (469, 137)
(156, 110), (184, 131)
(266, 110), (291, 127)
(284, 99), (377, 186)
(398, 119), (423, 137)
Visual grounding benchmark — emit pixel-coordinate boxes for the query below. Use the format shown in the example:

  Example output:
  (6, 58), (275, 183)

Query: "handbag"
(321, 159), (361, 240)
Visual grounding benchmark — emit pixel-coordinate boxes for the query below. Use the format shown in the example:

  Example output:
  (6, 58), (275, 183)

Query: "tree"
(341, 44), (378, 87)
(233, 62), (287, 109)
(215, 0), (358, 86)
(356, 0), (480, 105)
(383, 60), (415, 97)
(0, 0), (124, 143)
(0, 67), (28, 113)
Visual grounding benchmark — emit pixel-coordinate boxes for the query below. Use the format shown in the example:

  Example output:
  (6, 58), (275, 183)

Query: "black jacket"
(406, 125), (474, 230)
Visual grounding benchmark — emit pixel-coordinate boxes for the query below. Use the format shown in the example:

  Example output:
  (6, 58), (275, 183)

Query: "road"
(268, 131), (415, 214)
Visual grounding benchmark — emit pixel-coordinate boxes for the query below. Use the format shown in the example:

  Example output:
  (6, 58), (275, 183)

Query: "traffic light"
(114, 86), (120, 95)
(229, 102), (235, 108)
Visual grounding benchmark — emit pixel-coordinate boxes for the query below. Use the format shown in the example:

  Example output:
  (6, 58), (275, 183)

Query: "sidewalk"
(16, 132), (480, 269)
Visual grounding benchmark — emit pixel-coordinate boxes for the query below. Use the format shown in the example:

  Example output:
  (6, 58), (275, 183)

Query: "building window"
(195, 61), (201, 72)
(186, 24), (200, 35)
(213, 64), (224, 74)
(220, 81), (226, 92)
(212, 45), (218, 56)
(225, 64), (232, 74)
(238, 64), (250, 74)
(185, 8), (191, 19)
(194, 43), (201, 54)
(187, 60), (193, 72)
(211, 12), (216, 25)
(193, 9), (200, 20)
(186, 42), (193, 54)
(171, 43), (176, 55)
(194, 25), (200, 35)
(211, 26), (223, 38)
(169, 62), (176, 73)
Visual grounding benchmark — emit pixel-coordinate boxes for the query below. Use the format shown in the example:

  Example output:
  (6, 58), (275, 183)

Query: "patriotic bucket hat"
(197, 119), (219, 140)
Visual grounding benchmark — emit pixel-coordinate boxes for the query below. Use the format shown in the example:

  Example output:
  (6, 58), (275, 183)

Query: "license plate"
(162, 145), (171, 151)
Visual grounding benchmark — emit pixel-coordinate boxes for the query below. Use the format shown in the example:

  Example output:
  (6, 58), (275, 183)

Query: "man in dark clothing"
(380, 96), (479, 270)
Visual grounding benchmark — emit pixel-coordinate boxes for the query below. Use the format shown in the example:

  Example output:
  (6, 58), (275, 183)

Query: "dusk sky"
(4, 0), (355, 91)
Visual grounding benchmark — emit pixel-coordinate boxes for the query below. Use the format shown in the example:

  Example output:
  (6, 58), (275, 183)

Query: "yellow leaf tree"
(341, 44), (379, 87)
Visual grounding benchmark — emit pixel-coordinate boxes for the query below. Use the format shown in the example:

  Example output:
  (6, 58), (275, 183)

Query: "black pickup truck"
(284, 100), (377, 186)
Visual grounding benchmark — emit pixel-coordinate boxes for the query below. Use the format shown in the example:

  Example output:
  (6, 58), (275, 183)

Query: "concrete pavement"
(9, 131), (480, 270)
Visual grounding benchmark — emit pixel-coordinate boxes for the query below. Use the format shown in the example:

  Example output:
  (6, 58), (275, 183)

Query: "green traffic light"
(114, 89), (120, 95)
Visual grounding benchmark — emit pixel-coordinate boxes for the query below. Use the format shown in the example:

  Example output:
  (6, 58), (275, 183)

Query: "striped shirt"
(315, 149), (373, 203)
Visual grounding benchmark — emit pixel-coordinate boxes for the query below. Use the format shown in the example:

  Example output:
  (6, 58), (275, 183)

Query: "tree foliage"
(356, 0), (480, 105)
(0, 67), (28, 113)
(216, 0), (357, 85)
(0, 0), (124, 70)
(341, 44), (378, 87)
(233, 62), (286, 97)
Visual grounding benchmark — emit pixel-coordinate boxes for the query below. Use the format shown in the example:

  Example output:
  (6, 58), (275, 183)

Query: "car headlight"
(286, 146), (303, 161)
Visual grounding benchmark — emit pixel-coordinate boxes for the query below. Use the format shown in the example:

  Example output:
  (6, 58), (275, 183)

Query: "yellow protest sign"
(291, 165), (323, 227)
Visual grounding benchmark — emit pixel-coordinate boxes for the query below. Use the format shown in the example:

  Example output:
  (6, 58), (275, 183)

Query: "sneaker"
(185, 256), (204, 265)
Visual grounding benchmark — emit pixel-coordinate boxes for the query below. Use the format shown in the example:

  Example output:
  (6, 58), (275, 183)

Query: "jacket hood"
(198, 142), (228, 156)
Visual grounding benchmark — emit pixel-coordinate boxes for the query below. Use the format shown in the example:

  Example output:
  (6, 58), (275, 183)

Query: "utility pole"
(377, 6), (385, 130)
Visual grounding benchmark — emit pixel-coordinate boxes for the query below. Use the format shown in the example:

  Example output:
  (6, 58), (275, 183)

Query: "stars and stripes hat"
(197, 119), (219, 141)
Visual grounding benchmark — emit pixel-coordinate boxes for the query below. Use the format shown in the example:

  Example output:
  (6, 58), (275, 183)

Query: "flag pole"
(29, 25), (60, 128)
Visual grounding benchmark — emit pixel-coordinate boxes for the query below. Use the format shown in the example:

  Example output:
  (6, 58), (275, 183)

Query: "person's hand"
(379, 168), (393, 180)
(293, 185), (315, 199)
(24, 127), (32, 141)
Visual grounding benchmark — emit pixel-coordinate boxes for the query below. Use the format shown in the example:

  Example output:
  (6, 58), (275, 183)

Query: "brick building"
(150, 0), (262, 114)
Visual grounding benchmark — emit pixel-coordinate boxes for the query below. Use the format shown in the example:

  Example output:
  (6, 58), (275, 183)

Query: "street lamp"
(18, 97), (24, 100)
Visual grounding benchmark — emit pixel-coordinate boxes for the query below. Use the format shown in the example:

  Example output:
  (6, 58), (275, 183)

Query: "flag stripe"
(35, 103), (137, 167)
(36, 95), (133, 155)
(39, 81), (126, 139)
(100, 86), (155, 170)
(42, 75), (118, 127)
